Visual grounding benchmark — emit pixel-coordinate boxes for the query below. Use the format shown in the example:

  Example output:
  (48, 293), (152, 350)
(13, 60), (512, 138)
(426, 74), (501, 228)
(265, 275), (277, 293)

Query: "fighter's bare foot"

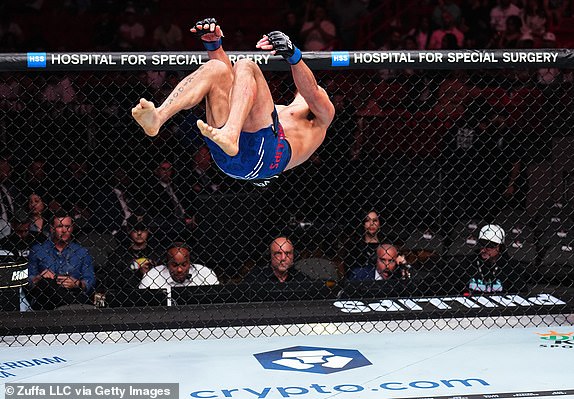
(197, 120), (239, 156)
(131, 98), (162, 137)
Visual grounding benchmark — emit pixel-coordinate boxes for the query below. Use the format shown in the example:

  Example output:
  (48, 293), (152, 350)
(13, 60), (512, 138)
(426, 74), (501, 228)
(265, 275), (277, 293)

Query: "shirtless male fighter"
(132, 18), (335, 183)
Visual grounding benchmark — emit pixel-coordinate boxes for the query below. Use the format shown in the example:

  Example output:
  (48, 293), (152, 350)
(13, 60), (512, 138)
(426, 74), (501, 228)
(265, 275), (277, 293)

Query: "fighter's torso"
(276, 103), (327, 138)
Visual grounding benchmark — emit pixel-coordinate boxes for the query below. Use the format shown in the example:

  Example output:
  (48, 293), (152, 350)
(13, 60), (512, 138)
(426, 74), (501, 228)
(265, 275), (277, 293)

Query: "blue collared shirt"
(28, 240), (96, 294)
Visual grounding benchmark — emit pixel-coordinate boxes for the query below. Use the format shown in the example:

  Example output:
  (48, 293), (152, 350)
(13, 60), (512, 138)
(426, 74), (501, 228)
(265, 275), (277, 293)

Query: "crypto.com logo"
(254, 346), (371, 374)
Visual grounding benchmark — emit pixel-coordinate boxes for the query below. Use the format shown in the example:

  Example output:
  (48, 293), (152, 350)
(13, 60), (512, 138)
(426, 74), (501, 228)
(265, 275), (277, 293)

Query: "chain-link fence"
(0, 50), (573, 345)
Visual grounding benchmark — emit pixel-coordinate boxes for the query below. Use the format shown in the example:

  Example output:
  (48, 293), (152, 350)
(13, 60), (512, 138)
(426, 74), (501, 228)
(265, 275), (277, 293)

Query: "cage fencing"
(0, 50), (573, 345)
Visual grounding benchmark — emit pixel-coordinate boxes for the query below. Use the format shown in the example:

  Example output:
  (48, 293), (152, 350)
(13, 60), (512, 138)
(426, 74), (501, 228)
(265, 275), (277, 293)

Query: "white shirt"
(139, 264), (219, 289)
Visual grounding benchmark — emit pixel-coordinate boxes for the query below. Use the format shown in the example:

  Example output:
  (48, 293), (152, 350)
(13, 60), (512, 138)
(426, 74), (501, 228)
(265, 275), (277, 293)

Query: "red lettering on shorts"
(269, 124), (287, 170)
(270, 142), (284, 170)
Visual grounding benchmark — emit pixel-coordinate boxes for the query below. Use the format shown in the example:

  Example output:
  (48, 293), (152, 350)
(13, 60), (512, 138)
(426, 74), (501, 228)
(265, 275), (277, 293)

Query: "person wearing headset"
(139, 242), (219, 289)
(346, 243), (411, 281)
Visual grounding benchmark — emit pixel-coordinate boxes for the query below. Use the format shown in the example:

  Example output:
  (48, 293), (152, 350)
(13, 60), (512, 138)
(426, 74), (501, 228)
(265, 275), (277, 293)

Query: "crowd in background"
(0, 0), (573, 52)
(0, 0), (574, 310)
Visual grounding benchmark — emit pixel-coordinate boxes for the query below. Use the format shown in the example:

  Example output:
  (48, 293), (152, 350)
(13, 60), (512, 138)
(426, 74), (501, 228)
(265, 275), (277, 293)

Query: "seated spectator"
(522, 0), (547, 41)
(544, 0), (569, 28)
(432, 0), (462, 29)
(26, 210), (96, 310)
(300, 4), (337, 51)
(490, 15), (523, 48)
(28, 192), (50, 237)
(0, 73), (22, 111)
(0, 210), (46, 257)
(490, 0), (522, 34)
(147, 160), (186, 222)
(428, 11), (464, 49)
(139, 242), (219, 289)
(145, 160), (196, 246)
(281, 10), (303, 48)
(189, 145), (225, 195)
(52, 158), (94, 233)
(100, 215), (159, 293)
(347, 243), (411, 281)
(117, 6), (145, 50)
(453, 225), (526, 294)
(91, 167), (136, 235)
(243, 236), (312, 283)
(340, 210), (397, 272)
(408, 15), (432, 50)
(24, 159), (55, 207)
(152, 13), (183, 51)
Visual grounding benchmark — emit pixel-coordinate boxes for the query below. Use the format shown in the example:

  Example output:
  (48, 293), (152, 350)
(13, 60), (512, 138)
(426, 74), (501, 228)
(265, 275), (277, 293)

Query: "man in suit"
(148, 160), (186, 222)
(243, 236), (312, 283)
(91, 167), (135, 235)
(143, 160), (196, 248)
(347, 243), (411, 281)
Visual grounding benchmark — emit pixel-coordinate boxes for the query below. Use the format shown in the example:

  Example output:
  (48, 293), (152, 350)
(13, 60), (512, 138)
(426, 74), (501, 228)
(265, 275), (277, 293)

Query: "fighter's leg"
(197, 59), (275, 156)
(132, 59), (232, 137)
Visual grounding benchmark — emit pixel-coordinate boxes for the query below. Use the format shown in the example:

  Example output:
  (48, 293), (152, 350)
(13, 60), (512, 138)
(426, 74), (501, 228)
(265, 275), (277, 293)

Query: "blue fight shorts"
(203, 108), (292, 180)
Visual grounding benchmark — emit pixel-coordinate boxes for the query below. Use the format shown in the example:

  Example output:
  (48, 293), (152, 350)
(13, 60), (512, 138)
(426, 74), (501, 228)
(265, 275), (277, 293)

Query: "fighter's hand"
(191, 18), (223, 42)
(257, 31), (301, 64)
(256, 35), (275, 52)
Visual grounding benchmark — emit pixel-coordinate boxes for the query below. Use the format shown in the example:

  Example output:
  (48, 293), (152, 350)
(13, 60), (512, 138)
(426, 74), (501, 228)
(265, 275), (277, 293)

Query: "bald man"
(243, 236), (311, 283)
(139, 243), (219, 288)
(347, 243), (411, 281)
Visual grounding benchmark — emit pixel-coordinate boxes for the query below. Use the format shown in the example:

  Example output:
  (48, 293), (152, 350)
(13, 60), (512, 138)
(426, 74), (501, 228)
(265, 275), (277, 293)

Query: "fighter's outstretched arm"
(257, 31), (334, 126)
(191, 18), (232, 70)
(289, 61), (335, 126)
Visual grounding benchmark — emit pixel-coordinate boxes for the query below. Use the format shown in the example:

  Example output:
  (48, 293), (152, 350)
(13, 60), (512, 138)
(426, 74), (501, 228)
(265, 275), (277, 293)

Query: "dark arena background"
(0, 1), (574, 398)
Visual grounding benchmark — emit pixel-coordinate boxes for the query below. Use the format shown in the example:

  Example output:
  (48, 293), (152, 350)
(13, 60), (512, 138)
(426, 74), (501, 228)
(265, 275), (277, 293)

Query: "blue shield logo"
(254, 346), (371, 374)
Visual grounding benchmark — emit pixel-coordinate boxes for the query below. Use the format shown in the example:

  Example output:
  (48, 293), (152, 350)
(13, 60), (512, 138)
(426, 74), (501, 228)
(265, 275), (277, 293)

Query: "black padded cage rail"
(0, 50), (573, 345)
